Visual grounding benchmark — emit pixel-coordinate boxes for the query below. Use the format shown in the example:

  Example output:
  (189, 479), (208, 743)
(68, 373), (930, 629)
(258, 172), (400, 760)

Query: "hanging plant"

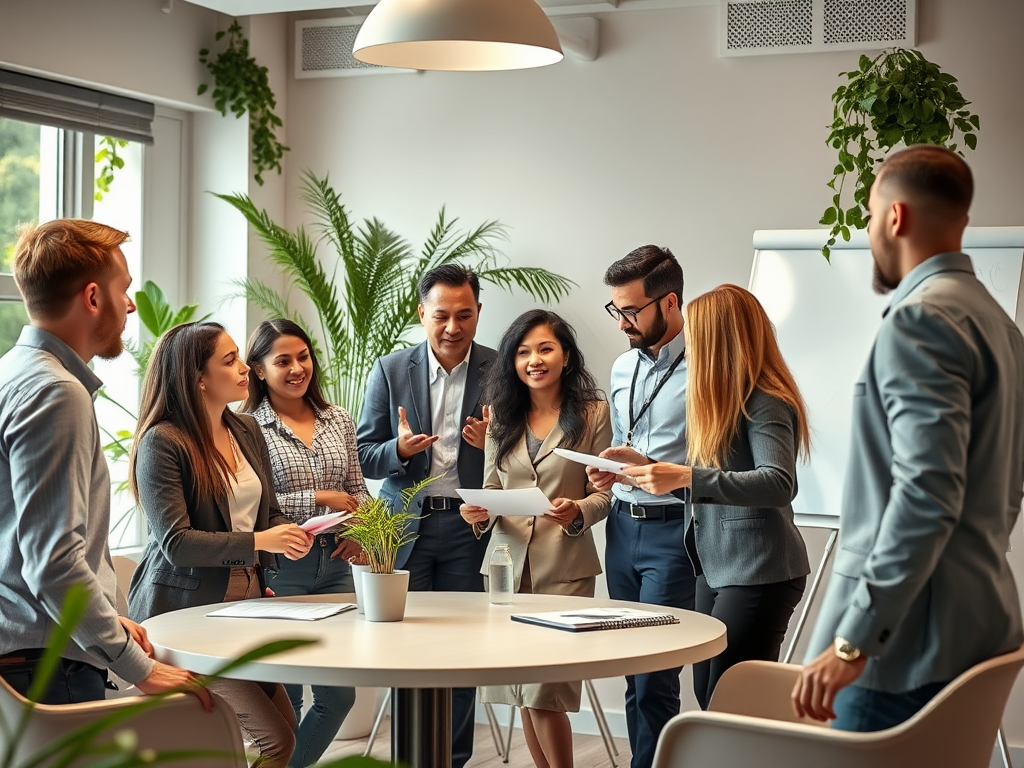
(199, 20), (288, 186)
(820, 48), (979, 260)
(94, 135), (128, 201)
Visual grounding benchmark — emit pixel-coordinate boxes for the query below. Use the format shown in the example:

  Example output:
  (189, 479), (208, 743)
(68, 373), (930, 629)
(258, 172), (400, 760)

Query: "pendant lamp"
(352, 0), (564, 72)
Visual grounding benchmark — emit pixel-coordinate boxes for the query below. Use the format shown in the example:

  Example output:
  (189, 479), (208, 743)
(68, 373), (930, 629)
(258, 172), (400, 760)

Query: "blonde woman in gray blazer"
(617, 285), (811, 710)
(461, 310), (611, 768)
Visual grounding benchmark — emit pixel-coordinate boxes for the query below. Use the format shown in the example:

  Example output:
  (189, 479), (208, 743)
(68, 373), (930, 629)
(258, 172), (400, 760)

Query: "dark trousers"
(692, 573), (807, 710)
(605, 502), (696, 768)
(405, 508), (490, 768)
(0, 652), (108, 704)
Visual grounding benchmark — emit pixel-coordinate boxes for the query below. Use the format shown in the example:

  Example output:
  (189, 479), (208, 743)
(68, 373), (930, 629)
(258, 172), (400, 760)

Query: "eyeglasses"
(604, 293), (668, 325)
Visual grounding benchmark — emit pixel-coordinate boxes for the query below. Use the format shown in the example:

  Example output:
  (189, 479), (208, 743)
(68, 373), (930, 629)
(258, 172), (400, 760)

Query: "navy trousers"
(605, 501), (696, 768)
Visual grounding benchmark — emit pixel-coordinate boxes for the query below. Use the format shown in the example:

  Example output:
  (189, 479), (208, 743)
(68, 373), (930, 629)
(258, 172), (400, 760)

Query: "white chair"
(0, 674), (246, 768)
(651, 645), (1024, 768)
(108, 555), (140, 699)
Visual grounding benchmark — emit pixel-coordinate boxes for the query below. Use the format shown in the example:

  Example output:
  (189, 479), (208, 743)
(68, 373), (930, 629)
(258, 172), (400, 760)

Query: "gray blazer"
(808, 252), (1024, 693)
(356, 341), (496, 570)
(679, 388), (810, 589)
(128, 412), (289, 622)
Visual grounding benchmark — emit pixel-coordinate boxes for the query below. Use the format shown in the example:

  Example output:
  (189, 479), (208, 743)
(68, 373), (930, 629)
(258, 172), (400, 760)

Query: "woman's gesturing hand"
(547, 498), (581, 529)
(255, 523), (314, 560)
(460, 504), (490, 525)
(619, 462), (692, 495)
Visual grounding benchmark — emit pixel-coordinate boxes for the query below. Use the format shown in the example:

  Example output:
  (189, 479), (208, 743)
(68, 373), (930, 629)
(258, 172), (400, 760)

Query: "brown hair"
(130, 322), (237, 505)
(685, 285), (810, 468)
(13, 219), (129, 319)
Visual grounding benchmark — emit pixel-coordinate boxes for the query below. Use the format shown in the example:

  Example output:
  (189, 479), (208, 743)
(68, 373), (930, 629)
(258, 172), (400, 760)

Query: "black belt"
(423, 496), (463, 511)
(614, 498), (687, 521)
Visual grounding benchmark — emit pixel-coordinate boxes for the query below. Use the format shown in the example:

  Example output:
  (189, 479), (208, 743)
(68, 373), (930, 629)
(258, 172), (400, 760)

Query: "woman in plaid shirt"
(244, 319), (370, 768)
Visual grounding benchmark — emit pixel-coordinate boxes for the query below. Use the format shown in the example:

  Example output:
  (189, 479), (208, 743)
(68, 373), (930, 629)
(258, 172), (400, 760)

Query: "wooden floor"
(321, 718), (631, 767)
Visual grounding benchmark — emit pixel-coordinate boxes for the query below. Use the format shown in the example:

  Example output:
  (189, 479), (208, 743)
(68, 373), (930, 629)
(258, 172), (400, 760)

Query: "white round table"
(143, 592), (726, 767)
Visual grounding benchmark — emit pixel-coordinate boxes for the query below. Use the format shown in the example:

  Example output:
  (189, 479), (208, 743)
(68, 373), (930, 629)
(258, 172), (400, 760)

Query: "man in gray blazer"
(794, 146), (1024, 730)
(357, 264), (495, 768)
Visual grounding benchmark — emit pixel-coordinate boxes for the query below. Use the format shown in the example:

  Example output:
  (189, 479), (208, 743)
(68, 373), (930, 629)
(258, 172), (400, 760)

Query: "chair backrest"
(0, 674), (246, 768)
(111, 555), (138, 616)
(708, 660), (824, 725)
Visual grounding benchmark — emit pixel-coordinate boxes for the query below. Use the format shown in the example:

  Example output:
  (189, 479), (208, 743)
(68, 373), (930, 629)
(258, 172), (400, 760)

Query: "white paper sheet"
(456, 487), (552, 517)
(299, 511), (353, 534)
(552, 448), (628, 473)
(206, 601), (356, 621)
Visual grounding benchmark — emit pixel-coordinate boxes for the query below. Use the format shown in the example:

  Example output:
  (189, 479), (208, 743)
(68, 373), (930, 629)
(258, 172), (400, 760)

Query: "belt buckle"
(429, 497), (449, 511)
(629, 503), (647, 520)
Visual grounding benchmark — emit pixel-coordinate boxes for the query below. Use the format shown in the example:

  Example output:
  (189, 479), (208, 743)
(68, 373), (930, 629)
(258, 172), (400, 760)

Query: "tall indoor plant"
(216, 170), (576, 421)
(819, 48), (979, 260)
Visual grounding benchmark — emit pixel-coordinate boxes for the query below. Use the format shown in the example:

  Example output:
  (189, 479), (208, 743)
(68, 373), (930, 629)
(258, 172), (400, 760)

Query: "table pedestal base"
(391, 687), (452, 767)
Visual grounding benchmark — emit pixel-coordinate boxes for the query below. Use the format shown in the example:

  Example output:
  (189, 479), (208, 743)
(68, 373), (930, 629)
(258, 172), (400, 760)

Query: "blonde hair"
(13, 219), (129, 320)
(685, 284), (810, 469)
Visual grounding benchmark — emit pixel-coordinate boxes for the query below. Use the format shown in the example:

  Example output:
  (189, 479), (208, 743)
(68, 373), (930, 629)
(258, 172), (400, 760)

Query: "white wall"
(281, 0), (1024, 743)
(0, 0), (221, 109)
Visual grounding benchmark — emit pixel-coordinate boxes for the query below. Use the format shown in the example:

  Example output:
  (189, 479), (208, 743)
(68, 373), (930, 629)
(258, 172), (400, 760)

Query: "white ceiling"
(181, 0), (714, 17)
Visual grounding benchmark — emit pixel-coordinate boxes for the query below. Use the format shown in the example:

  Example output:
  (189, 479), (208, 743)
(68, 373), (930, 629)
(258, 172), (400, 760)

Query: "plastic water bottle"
(489, 544), (514, 605)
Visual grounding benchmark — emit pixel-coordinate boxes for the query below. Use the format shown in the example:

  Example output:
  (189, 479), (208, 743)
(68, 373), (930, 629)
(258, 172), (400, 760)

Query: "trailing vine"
(199, 20), (288, 185)
(820, 48), (979, 260)
(94, 136), (128, 201)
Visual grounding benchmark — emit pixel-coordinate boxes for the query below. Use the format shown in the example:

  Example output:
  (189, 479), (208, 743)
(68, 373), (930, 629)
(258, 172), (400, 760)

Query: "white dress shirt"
(425, 344), (471, 497)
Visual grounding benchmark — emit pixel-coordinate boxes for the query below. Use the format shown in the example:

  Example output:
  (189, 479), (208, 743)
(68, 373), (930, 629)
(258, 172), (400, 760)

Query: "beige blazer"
(476, 400), (612, 593)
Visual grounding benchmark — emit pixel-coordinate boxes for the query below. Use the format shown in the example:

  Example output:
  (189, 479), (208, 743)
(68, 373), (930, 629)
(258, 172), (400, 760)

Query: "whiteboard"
(748, 227), (1024, 529)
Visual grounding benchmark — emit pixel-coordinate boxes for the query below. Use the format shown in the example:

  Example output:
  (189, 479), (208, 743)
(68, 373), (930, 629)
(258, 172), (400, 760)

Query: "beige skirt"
(481, 560), (596, 713)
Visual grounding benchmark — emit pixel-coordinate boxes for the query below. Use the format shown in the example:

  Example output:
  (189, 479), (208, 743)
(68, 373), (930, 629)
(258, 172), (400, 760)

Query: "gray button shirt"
(0, 326), (152, 682)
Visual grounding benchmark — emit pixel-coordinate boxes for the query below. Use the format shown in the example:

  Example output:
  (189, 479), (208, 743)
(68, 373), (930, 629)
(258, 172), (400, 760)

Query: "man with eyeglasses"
(587, 245), (694, 768)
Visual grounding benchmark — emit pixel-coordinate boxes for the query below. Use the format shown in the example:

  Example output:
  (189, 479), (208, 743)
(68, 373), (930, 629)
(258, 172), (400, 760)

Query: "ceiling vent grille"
(295, 18), (417, 78)
(720, 0), (915, 57)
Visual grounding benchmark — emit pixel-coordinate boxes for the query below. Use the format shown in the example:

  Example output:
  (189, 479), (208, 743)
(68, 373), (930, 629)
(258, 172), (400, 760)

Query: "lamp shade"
(353, 0), (564, 71)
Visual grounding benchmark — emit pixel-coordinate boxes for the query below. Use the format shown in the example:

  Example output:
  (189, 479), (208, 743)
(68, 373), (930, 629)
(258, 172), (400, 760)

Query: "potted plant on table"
(339, 478), (436, 622)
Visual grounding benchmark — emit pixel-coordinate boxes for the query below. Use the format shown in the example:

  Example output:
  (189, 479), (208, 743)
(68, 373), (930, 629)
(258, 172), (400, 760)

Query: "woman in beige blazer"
(461, 309), (612, 768)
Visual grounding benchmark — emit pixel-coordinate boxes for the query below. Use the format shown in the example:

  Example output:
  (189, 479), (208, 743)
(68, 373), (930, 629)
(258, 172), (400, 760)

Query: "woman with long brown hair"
(615, 284), (811, 709)
(127, 321), (313, 768)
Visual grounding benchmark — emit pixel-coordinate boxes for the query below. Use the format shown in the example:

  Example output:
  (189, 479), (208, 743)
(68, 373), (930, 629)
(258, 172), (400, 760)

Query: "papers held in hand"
(552, 448), (628, 473)
(207, 601), (357, 621)
(511, 607), (680, 632)
(300, 511), (354, 535)
(456, 487), (553, 517)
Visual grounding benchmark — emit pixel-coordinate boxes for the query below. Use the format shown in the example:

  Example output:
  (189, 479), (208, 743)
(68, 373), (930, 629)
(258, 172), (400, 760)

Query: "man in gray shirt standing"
(0, 219), (210, 708)
(793, 146), (1024, 730)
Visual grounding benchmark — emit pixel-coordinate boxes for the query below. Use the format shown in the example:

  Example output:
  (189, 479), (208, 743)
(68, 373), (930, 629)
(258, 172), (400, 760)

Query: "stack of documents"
(207, 602), (356, 621)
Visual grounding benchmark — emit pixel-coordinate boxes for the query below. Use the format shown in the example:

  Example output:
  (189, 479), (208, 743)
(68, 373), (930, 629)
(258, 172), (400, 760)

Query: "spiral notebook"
(511, 607), (680, 632)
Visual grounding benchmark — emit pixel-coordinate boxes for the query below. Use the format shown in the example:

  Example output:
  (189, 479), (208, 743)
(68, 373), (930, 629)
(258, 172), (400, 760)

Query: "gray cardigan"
(679, 388), (811, 589)
(128, 412), (289, 622)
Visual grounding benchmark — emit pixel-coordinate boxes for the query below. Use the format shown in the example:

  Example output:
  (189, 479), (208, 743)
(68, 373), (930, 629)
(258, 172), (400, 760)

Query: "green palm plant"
(216, 170), (576, 420)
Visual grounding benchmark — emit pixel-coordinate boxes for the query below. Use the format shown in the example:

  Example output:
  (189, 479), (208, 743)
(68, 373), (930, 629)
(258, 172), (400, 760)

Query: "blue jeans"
(832, 681), (949, 732)
(405, 509), (489, 768)
(0, 653), (108, 704)
(267, 534), (356, 768)
(605, 502), (696, 768)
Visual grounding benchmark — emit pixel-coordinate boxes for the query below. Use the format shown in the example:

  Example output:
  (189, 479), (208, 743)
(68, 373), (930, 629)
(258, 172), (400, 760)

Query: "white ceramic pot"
(350, 563), (371, 615)
(361, 569), (410, 622)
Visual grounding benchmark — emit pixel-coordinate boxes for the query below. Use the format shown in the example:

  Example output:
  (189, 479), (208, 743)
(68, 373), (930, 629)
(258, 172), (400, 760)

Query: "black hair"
(603, 244), (684, 304)
(417, 263), (481, 303)
(484, 310), (604, 471)
(242, 319), (330, 412)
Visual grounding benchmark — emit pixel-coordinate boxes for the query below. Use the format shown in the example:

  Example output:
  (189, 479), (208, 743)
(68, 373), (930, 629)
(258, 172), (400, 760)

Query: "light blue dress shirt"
(608, 331), (689, 506)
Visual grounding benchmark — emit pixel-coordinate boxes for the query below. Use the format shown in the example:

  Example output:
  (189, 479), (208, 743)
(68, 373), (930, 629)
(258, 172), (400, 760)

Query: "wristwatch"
(834, 636), (862, 662)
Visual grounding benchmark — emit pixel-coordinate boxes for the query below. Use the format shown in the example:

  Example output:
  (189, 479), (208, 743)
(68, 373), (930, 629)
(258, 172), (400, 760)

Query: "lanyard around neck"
(626, 348), (686, 447)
